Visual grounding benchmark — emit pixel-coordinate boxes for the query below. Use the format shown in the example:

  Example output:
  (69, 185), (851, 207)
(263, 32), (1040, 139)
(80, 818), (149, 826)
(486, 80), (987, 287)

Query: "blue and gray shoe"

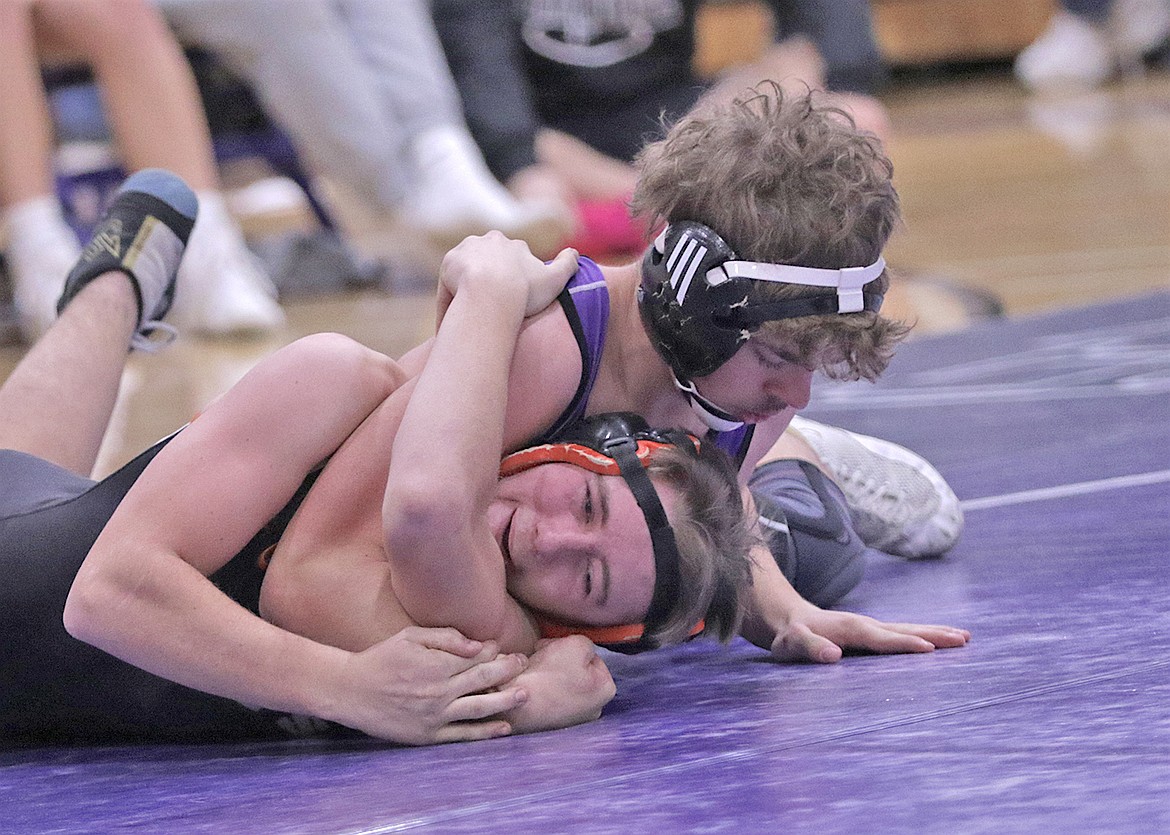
(57, 169), (198, 351)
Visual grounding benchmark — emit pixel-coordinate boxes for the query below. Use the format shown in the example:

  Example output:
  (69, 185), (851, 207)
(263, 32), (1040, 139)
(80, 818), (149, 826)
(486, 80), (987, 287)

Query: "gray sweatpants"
(158, 0), (465, 208)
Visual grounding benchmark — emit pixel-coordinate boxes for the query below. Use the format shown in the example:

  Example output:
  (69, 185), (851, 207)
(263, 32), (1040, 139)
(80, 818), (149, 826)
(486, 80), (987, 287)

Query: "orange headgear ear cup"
(533, 614), (705, 652)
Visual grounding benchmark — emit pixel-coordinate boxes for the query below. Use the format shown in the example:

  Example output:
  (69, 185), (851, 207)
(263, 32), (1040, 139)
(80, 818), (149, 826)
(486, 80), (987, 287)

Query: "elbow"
(62, 564), (111, 646)
(282, 332), (406, 404)
(382, 482), (459, 558)
(62, 545), (143, 648)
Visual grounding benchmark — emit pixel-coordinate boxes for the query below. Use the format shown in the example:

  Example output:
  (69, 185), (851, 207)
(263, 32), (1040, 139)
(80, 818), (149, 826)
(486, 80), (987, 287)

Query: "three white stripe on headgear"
(664, 233), (708, 305)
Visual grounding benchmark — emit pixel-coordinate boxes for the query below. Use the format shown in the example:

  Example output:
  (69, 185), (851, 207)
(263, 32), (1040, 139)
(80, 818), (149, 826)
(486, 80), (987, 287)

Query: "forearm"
(735, 484), (811, 650)
(386, 275), (526, 520)
(738, 539), (810, 650)
(381, 258), (534, 645)
(383, 238), (575, 645)
(388, 236), (573, 516)
(65, 544), (351, 723)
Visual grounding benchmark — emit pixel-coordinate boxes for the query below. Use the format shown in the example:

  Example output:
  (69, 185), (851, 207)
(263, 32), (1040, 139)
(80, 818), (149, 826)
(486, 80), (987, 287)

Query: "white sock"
(3, 196), (82, 340)
(171, 190), (284, 335)
(3, 195), (79, 253)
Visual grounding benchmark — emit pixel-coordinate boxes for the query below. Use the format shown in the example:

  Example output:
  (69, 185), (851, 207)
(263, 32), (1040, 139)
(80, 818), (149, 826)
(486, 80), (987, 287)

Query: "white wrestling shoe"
(787, 416), (964, 559)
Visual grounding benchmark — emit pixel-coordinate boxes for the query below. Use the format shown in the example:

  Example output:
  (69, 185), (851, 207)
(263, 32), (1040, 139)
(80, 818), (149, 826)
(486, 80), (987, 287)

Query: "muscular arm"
(383, 236), (580, 652)
(63, 334), (528, 742)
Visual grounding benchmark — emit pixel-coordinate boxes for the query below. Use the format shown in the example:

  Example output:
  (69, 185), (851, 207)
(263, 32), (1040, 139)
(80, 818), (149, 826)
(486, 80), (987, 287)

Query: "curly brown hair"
(630, 83), (910, 381)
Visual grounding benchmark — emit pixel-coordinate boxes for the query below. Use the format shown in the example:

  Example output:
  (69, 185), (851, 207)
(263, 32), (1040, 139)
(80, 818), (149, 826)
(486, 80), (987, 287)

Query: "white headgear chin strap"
(673, 374), (744, 432)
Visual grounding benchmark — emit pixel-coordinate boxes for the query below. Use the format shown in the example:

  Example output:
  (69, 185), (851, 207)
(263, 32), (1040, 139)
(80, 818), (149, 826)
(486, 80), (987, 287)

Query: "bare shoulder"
(516, 302), (581, 377)
(264, 333), (405, 392)
(110, 335), (407, 576)
(180, 333), (406, 479)
(503, 302), (585, 450)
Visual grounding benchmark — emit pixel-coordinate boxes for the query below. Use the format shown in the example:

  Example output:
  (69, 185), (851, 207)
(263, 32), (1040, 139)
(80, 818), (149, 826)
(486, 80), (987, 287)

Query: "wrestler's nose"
(769, 365), (812, 410)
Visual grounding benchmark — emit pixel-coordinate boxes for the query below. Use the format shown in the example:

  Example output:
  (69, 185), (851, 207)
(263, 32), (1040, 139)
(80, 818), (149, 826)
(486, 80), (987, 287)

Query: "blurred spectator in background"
(1015, 0), (1170, 89)
(1, 0), (284, 342)
(157, 0), (574, 257)
(432, 0), (892, 259)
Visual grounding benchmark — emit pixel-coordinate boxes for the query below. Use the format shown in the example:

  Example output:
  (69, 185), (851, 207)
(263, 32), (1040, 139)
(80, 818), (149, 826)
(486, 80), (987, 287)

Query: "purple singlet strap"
(534, 257), (610, 444)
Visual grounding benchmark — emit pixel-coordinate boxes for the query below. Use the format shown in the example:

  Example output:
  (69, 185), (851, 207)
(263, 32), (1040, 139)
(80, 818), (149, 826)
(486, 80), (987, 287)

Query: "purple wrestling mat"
(4, 293), (1169, 833)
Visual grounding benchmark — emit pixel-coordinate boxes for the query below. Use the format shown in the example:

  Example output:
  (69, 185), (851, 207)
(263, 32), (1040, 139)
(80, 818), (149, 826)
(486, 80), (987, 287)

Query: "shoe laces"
(820, 438), (944, 542)
(131, 320), (179, 353)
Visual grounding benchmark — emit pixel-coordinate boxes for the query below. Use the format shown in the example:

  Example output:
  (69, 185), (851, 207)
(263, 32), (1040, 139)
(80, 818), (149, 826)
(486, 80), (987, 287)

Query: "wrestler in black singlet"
(0, 436), (344, 745)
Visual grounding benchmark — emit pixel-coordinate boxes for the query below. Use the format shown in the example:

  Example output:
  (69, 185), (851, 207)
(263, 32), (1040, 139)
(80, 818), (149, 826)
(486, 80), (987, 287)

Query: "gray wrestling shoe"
(786, 416), (964, 559)
(57, 169), (198, 352)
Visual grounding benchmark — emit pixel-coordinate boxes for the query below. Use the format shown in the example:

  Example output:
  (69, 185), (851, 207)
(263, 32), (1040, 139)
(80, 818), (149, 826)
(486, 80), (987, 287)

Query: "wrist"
(450, 273), (528, 318)
(291, 641), (358, 725)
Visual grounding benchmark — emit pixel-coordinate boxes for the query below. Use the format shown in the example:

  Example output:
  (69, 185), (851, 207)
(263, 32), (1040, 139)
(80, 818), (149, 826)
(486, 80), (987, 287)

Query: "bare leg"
(755, 424), (825, 471)
(31, 0), (285, 335)
(0, 0), (58, 207)
(0, 273), (138, 477)
(0, 1), (86, 339)
(30, 0), (218, 189)
(0, 168), (197, 476)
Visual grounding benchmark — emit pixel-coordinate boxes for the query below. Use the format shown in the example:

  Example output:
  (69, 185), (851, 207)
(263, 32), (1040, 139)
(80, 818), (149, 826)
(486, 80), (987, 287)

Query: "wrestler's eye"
(583, 485), (594, 523)
(585, 563), (594, 597)
(752, 342), (800, 370)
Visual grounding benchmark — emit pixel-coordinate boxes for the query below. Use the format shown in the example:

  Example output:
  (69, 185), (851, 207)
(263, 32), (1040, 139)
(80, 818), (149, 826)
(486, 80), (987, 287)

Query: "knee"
(750, 459), (868, 607)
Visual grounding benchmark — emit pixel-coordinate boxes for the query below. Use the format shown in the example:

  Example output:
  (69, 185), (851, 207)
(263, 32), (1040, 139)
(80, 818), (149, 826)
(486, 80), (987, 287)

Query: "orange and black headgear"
(499, 412), (702, 653)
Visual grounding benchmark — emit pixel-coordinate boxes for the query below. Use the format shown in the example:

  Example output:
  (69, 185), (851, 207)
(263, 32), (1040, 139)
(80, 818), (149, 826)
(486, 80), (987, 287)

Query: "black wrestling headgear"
(638, 221), (887, 382)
